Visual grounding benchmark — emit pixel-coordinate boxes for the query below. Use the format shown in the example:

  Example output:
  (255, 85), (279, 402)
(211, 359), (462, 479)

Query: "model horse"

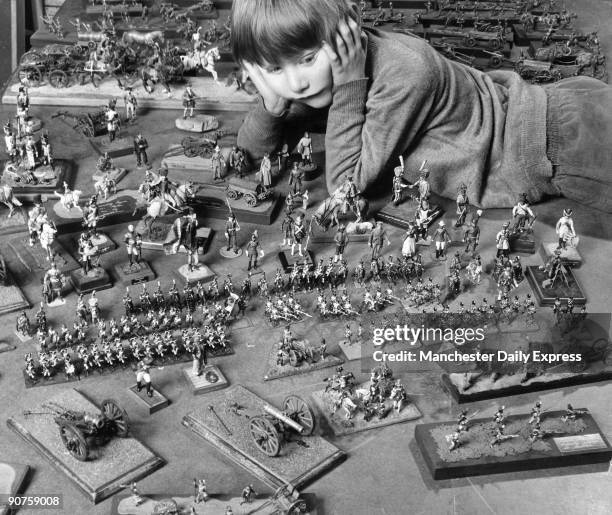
(180, 47), (221, 82)
(139, 182), (196, 235)
(313, 187), (369, 231)
(0, 184), (23, 218)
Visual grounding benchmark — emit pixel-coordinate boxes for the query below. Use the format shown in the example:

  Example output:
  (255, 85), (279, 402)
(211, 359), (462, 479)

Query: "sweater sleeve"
(324, 55), (439, 195)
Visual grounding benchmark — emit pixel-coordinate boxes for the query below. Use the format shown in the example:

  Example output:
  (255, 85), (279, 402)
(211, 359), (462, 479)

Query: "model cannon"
(52, 109), (115, 137)
(226, 176), (272, 206)
(278, 338), (324, 367)
(24, 399), (129, 461)
(249, 395), (315, 457)
(180, 130), (236, 158)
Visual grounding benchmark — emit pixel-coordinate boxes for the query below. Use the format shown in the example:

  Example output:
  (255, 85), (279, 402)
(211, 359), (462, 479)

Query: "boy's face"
(257, 48), (333, 108)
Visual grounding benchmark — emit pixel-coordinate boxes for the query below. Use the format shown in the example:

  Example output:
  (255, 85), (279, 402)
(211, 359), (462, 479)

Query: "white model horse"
(54, 187), (83, 212)
(140, 182), (196, 234)
(0, 184), (23, 217)
(180, 47), (221, 82)
(40, 218), (57, 260)
(94, 174), (117, 200)
(122, 30), (165, 46)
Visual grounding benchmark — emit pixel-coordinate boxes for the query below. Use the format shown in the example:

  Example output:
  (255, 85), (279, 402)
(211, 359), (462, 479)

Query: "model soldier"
(409, 165), (431, 203)
(281, 211), (294, 247)
(212, 145), (226, 181)
(40, 132), (53, 168)
(496, 222), (511, 258)
(78, 236), (97, 275)
(16, 86), (30, 130)
(291, 214), (307, 257)
(240, 485), (257, 505)
(194, 478), (209, 503)
(135, 359), (153, 397)
(529, 401), (542, 425)
(390, 379), (407, 413)
(369, 221), (390, 261)
(16, 310), (31, 338)
(297, 131), (313, 166)
(433, 220), (451, 259)
(556, 208), (577, 250)
(276, 143), (290, 174)
(224, 213), (240, 253)
(124, 224), (142, 266)
(246, 233), (262, 271)
(133, 132), (148, 167)
(105, 102), (119, 142)
(288, 161), (304, 195)
(227, 145), (247, 178)
(511, 193), (536, 233)
(83, 196), (100, 236)
(43, 261), (65, 305)
(414, 199), (433, 241)
(123, 287), (134, 316)
(3, 121), (16, 162)
(24, 135), (38, 170)
(170, 208), (200, 271)
(182, 84), (197, 118)
(123, 87), (138, 122)
(342, 174), (359, 213)
(463, 219), (480, 255)
(455, 183), (469, 227)
(333, 224), (349, 263)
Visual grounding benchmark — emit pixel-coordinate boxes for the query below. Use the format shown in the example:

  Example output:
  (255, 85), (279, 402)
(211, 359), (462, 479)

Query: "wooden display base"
(540, 242), (582, 268)
(174, 264), (215, 285)
(7, 235), (78, 274)
(0, 282), (30, 316)
(71, 232), (116, 255)
(6, 389), (165, 504)
(191, 190), (282, 226)
(161, 143), (234, 177)
(415, 411), (612, 480)
(91, 166), (127, 185)
(70, 267), (113, 294)
(0, 462), (30, 515)
(89, 136), (134, 158)
(181, 385), (345, 489)
(278, 250), (315, 273)
(219, 247), (243, 259)
(128, 385), (170, 415)
(526, 266), (586, 306)
(509, 232), (536, 254)
(182, 365), (229, 395)
(300, 163), (319, 181)
(2, 71), (256, 111)
(311, 388), (422, 437)
(0, 207), (28, 237)
(1, 159), (71, 201)
(376, 199), (444, 230)
(85, 4), (143, 15)
(114, 260), (155, 286)
(338, 340), (364, 361)
(263, 341), (343, 382)
(174, 114), (219, 132)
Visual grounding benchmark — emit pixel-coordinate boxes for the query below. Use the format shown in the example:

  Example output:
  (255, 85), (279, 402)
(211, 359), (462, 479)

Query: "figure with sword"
(408, 160), (431, 203)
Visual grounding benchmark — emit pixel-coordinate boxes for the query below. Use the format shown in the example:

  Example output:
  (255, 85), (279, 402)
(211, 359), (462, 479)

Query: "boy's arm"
(324, 61), (439, 195)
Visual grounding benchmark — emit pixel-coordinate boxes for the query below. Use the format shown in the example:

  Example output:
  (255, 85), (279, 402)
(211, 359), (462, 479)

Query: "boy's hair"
(231, 0), (360, 66)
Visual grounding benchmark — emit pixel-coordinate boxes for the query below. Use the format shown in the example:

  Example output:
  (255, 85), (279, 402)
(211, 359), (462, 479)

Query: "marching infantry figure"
(124, 87), (138, 122)
(124, 224), (142, 266)
(369, 221), (390, 261)
(297, 131), (312, 166)
(496, 222), (511, 258)
(136, 359), (153, 397)
(182, 84), (197, 118)
(281, 211), (294, 247)
(105, 102), (119, 142)
(225, 213), (240, 253)
(556, 208), (577, 250)
(133, 133), (148, 167)
(291, 214), (306, 257)
(246, 233), (262, 271)
(455, 183), (469, 227)
(463, 219), (480, 255)
(259, 151), (272, 189)
(333, 223), (349, 262)
(40, 133), (53, 168)
(433, 220), (451, 259)
(288, 161), (304, 195)
(212, 145), (225, 181)
(512, 193), (536, 233)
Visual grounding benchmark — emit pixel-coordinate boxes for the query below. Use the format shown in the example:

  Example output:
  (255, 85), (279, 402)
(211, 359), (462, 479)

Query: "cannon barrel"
(263, 404), (304, 434)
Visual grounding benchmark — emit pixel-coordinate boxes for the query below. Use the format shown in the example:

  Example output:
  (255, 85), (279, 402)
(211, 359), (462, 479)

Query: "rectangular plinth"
(6, 389), (165, 503)
(415, 411), (612, 480)
(182, 365), (229, 395)
(191, 191), (282, 226)
(89, 136), (134, 158)
(114, 261), (156, 286)
(128, 385), (170, 414)
(2, 159), (72, 201)
(0, 281), (30, 316)
(0, 462), (30, 515)
(182, 385), (345, 489)
(376, 201), (443, 230)
(526, 265), (586, 306)
(278, 250), (315, 273)
(70, 267), (113, 294)
(7, 235), (79, 274)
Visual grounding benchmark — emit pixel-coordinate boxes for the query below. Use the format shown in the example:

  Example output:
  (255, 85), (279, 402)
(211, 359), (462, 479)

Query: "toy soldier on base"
(228, 145), (247, 178)
(16, 311), (31, 338)
(455, 183), (469, 227)
(182, 84), (197, 118)
(246, 233), (262, 271)
(281, 211), (294, 247)
(333, 224), (349, 263)
(240, 484), (257, 505)
(133, 133), (149, 168)
(123, 87), (138, 122)
(496, 222), (511, 258)
(433, 220), (451, 259)
(409, 163), (431, 203)
(288, 161), (304, 195)
(212, 145), (226, 181)
(463, 219), (480, 255)
(511, 193), (536, 233)
(224, 213), (240, 254)
(105, 101), (119, 143)
(40, 133), (53, 168)
(124, 224), (142, 266)
(369, 221), (390, 261)
(171, 208), (200, 272)
(136, 359), (153, 397)
(297, 131), (312, 166)
(43, 261), (65, 305)
(291, 214), (307, 257)
(556, 208), (577, 250)
(259, 152), (272, 189)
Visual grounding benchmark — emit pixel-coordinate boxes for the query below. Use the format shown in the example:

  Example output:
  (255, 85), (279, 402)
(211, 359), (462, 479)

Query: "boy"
(232, 0), (612, 212)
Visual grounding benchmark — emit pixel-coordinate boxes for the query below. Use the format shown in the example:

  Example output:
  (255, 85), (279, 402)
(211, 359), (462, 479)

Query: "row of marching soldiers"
(318, 285), (396, 318)
(264, 294), (311, 324)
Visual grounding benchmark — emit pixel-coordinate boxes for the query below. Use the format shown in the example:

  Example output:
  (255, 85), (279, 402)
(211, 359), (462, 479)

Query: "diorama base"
(114, 260), (156, 286)
(70, 267), (113, 294)
(278, 250), (315, 273)
(181, 385), (345, 489)
(91, 166), (127, 185)
(338, 340), (364, 361)
(263, 341), (343, 381)
(6, 389), (164, 504)
(191, 190), (282, 226)
(300, 162), (319, 181)
(89, 136), (134, 158)
(0, 207), (29, 237)
(0, 462), (29, 515)
(311, 389), (422, 437)
(128, 385), (170, 415)
(441, 370), (612, 403)
(540, 242), (582, 268)
(182, 365), (229, 395)
(174, 264), (215, 285)
(46, 297), (66, 308)
(509, 232), (536, 253)
(415, 411), (612, 480)
(219, 247), (243, 258)
(0, 282), (30, 316)
(71, 232), (116, 255)
(1, 159), (71, 201)
(14, 331), (33, 343)
(174, 114), (219, 132)
(376, 199), (444, 230)
(526, 265), (586, 306)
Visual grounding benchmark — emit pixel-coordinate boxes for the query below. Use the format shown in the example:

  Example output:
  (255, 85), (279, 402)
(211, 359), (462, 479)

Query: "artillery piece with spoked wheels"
(249, 395), (315, 457)
(180, 129), (237, 158)
(23, 399), (129, 461)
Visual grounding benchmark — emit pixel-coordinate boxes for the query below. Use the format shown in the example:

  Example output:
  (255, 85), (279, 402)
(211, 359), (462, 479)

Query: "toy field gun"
(175, 129), (237, 158)
(248, 395), (315, 457)
(23, 399), (129, 461)
(52, 109), (117, 138)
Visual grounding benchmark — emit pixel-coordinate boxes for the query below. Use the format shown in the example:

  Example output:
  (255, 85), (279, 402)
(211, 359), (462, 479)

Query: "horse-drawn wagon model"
(18, 45), (91, 88)
(23, 399), (129, 461)
(225, 177), (273, 207)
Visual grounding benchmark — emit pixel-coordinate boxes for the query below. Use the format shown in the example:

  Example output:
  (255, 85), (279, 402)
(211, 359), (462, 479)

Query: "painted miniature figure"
(170, 208), (200, 272)
(433, 220), (451, 259)
(183, 84), (197, 119)
(333, 224), (349, 263)
(124, 224), (142, 266)
(16, 310), (31, 338)
(277, 143), (290, 174)
(246, 233), (262, 271)
(224, 213), (240, 253)
(240, 484), (257, 505)
(291, 214), (307, 257)
(455, 183), (469, 227)
(228, 145), (248, 178)
(124, 87), (138, 122)
(133, 132), (149, 168)
(463, 219), (480, 255)
(496, 222), (511, 258)
(135, 359), (153, 397)
(281, 211), (294, 247)
(556, 208), (577, 250)
(297, 131), (313, 166)
(259, 151), (272, 189)
(105, 101), (120, 143)
(408, 162), (431, 202)
(512, 193), (536, 233)
(288, 161), (304, 195)
(40, 132), (54, 168)
(42, 261), (65, 306)
(369, 221), (390, 261)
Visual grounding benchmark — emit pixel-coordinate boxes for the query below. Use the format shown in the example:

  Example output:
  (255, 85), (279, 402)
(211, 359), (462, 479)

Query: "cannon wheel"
(245, 193), (258, 206)
(226, 188), (239, 200)
(489, 55), (502, 68)
(49, 69), (69, 88)
(19, 66), (42, 87)
(491, 38), (502, 50)
(465, 36), (476, 47)
(283, 395), (315, 435)
(102, 399), (130, 437)
(59, 422), (89, 461)
(249, 416), (281, 457)
(288, 499), (308, 514)
(288, 349), (299, 367)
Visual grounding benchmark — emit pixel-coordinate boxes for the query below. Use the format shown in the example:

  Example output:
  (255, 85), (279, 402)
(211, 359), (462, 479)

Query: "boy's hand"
(322, 18), (367, 87)
(242, 62), (290, 116)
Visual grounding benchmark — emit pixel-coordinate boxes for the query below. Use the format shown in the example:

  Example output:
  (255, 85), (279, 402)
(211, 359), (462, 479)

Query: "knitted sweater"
(236, 29), (555, 208)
